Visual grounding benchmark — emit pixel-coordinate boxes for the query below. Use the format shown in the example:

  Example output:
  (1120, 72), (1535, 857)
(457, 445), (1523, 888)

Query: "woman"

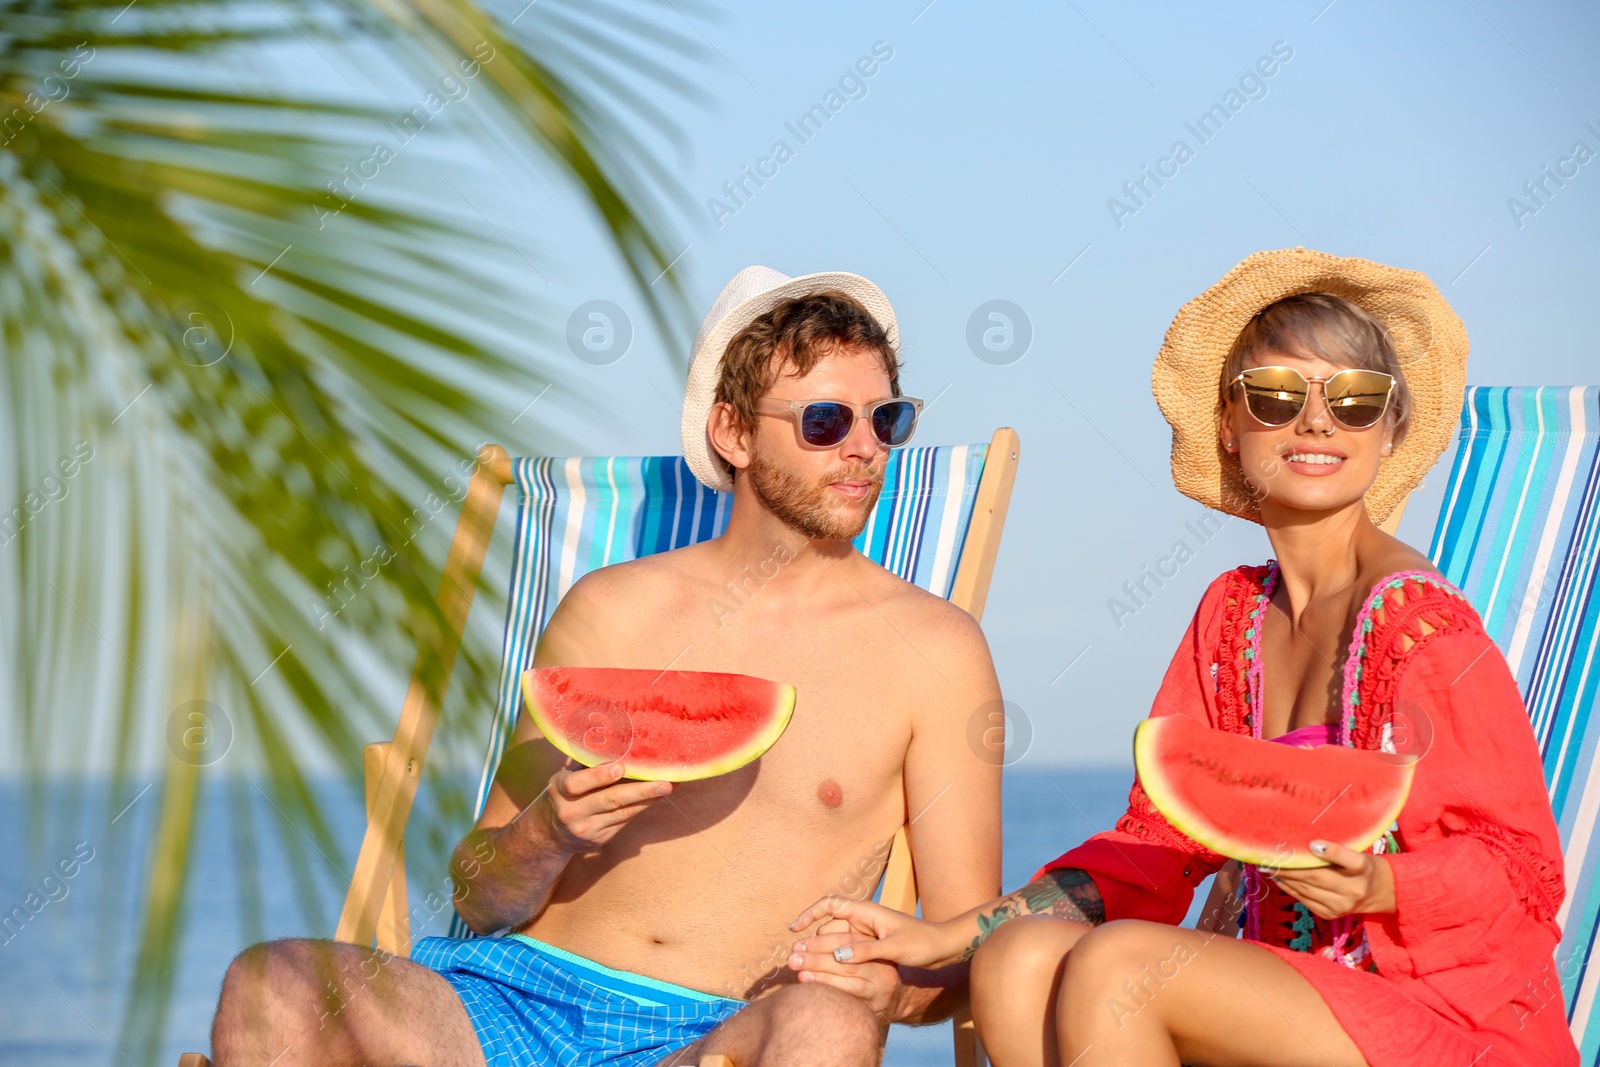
(785, 249), (1577, 1067)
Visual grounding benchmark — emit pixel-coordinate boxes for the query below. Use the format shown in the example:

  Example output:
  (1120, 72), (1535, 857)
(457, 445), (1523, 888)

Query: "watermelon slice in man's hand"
(521, 666), (796, 782)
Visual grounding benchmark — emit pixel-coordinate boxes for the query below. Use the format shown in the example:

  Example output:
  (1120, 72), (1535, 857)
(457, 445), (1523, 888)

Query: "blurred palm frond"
(0, 0), (703, 1060)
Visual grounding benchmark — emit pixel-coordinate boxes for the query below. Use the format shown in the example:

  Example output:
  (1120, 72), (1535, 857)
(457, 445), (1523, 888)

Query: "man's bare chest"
(598, 607), (915, 828)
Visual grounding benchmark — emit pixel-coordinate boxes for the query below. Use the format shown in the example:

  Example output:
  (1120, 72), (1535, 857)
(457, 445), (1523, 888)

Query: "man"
(211, 266), (1003, 1067)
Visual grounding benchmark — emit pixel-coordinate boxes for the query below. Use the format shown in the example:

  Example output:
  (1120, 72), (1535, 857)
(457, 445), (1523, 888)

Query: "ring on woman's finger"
(833, 945), (854, 963)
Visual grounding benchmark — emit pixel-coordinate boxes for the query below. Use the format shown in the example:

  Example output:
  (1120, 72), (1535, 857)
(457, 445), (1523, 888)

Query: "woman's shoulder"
(1349, 536), (1464, 613)
(1347, 561), (1499, 750)
(1359, 563), (1479, 633)
(1191, 563), (1274, 629)
(1356, 564), (1488, 679)
(1199, 563), (1274, 600)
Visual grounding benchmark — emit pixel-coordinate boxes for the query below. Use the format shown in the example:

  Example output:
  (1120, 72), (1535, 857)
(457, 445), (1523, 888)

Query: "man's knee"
(219, 942), (280, 1015)
(221, 940), (318, 1001)
(214, 939), (344, 1047)
(766, 983), (882, 1049)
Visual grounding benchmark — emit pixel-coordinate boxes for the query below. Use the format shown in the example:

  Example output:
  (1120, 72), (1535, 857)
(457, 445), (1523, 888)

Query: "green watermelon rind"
(1133, 716), (1415, 870)
(521, 667), (797, 783)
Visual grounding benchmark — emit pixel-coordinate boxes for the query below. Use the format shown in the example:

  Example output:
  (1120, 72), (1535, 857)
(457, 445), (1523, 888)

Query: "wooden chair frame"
(181, 428), (1019, 1067)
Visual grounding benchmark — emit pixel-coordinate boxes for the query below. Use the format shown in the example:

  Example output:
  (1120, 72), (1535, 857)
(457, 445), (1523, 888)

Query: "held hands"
(787, 896), (959, 973)
(784, 917), (903, 1016)
(534, 760), (673, 854)
(1269, 839), (1397, 920)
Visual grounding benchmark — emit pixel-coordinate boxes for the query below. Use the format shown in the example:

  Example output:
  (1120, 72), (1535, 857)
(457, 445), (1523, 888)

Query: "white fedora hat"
(681, 265), (899, 491)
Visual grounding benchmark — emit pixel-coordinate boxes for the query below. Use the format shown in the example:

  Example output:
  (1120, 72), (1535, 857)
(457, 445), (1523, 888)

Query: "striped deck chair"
(1427, 385), (1600, 1063)
(179, 428), (1019, 1067)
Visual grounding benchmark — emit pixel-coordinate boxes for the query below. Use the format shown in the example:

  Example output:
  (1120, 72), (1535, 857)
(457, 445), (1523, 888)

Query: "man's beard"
(746, 449), (884, 541)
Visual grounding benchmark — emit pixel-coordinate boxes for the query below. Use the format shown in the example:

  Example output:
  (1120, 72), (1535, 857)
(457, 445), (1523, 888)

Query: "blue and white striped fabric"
(1428, 385), (1600, 1063)
(447, 443), (990, 938)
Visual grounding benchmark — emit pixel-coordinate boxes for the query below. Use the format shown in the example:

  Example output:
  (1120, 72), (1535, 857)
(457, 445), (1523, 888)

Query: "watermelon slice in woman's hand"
(1133, 714), (1416, 869)
(521, 666), (797, 782)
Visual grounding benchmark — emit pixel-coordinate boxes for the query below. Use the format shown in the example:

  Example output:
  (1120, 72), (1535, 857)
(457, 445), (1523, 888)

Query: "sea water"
(0, 768), (1213, 1066)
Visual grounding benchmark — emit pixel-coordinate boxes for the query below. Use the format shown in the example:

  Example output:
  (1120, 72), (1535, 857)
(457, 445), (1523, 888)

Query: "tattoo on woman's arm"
(958, 869), (1105, 960)
(1023, 869), (1106, 924)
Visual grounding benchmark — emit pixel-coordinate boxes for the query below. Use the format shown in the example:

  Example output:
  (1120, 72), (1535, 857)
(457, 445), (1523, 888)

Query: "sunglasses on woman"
(755, 396), (924, 449)
(1230, 366), (1396, 430)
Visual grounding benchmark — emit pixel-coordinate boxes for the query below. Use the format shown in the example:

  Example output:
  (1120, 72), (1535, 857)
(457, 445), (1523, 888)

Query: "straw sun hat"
(1152, 247), (1469, 525)
(681, 265), (898, 492)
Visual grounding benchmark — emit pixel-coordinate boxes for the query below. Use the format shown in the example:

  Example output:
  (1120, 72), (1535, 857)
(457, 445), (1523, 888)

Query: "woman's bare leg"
(969, 915), (1094, 1067)
(1055, 921), (1366, 1067)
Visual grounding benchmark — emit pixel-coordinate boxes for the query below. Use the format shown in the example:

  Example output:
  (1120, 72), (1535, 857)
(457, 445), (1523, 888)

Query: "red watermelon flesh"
(522, 666), (796, 782)
(1133, 715), (1415, 869)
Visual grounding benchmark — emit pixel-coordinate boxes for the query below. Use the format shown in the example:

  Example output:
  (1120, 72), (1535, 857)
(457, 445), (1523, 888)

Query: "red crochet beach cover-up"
(1036, 565), (1578, 1067)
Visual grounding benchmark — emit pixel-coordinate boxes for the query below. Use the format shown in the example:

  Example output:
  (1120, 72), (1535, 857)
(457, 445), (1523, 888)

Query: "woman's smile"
(1281, 445), (1348, 476)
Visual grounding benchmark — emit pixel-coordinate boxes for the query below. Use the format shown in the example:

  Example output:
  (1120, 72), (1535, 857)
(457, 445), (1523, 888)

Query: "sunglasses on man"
(1231, 366), (1396, 431)
(755, 396), (924, 449)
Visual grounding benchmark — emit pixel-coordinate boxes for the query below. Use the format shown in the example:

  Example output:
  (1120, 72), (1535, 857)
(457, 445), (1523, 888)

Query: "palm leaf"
(0, 0), (702, 1060)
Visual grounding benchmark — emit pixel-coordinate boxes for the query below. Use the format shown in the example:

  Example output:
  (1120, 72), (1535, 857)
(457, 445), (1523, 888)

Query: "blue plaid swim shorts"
(413, 933), (746, 1067)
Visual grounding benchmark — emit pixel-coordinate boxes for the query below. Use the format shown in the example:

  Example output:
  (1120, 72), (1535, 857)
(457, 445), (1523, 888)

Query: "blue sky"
(482, 0), (1600, 766)
(144, 0), (1596, 773)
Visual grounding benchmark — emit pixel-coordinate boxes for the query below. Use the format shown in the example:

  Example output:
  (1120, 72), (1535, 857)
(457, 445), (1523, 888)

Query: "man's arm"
(450, 574), (673, 933)
(449, 732), (567, 934)
(450, 731), (671, 933)
(889, 602), (1005, 1024)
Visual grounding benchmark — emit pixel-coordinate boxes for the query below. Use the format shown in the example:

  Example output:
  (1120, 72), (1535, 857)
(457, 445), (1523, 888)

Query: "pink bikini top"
(1269, 722), (1340, 749)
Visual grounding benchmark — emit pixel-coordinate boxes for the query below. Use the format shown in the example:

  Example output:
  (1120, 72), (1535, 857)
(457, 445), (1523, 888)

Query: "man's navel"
(816, 777), (844, 809)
